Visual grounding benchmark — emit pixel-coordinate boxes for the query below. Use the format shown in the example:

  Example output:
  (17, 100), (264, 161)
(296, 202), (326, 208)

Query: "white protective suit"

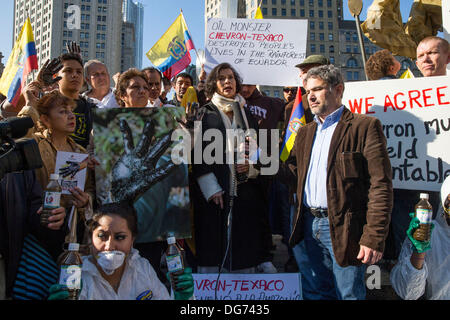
(78, 248), (172, 300)
(390, 177), (450, 300)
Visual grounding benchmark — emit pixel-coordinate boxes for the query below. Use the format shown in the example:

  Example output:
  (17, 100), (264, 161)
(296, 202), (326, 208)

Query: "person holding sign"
(286, 65), (393, 300)
(390, 176), (450, 300)
(191, 62), (270, 273)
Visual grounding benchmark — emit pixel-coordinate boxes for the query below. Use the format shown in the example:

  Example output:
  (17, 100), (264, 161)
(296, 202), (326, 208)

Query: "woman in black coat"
(191, 63), (271, 273)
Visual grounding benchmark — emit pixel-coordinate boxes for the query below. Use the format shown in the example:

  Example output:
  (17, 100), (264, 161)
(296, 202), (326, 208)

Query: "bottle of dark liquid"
(413, 193), (433, 242)
(58, 242), (83, 300)
(40, 173), (62, 227)
(165, 236), (185, 292)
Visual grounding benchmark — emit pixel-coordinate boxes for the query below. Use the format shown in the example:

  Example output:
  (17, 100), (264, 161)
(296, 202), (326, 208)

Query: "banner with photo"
(93, 107), (191, 242)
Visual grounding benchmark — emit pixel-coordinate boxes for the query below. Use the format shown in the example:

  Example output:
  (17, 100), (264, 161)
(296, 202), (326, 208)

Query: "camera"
(0, 117), (43, 180)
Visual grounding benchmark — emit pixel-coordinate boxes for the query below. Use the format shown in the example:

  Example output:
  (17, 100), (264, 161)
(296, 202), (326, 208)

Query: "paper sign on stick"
(204, 18), (307, 87)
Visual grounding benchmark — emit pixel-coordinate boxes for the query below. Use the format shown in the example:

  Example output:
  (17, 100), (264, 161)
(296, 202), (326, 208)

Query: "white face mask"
(95, 251), (126, 275)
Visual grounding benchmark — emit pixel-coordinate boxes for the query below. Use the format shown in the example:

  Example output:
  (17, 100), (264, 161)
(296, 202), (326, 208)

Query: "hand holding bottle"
(407, 212), (434, 253)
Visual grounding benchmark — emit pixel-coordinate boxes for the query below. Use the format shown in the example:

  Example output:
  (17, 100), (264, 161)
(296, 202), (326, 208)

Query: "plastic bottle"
(58, 242), (83, 300)
(40, 173), (62, 227)
(165, 236), (185, 291)
(413, 193), (433, 242)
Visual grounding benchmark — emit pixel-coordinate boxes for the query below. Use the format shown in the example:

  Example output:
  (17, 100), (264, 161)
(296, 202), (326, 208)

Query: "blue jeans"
(291, 208), (367, 300)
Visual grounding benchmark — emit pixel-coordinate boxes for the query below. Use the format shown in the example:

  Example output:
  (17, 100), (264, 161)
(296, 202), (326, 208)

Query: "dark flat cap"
(295, 55), (330, 68)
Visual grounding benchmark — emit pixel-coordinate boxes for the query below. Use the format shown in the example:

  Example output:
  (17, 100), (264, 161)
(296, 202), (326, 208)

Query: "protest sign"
(204, 18), (307, 87)
(342, 76), (450, 192)
(93, 107), (191, 242)
(55, 151), (88, 195)
(192, 273), (302, 300)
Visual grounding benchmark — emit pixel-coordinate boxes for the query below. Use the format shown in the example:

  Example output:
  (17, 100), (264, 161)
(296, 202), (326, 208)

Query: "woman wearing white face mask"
(48, 202), (194, 300)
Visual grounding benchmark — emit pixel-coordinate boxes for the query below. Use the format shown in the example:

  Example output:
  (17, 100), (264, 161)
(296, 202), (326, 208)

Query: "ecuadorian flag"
(280, 89), (306, 162)
(146, 13), (195, 80)
(0, 18), (38, 106)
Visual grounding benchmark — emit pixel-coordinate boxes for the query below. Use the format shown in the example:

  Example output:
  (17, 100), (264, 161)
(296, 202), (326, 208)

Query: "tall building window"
(300, 0), (304, 6)
(354, 72), (359, 80)
(282, 8), (286, 16)
(328, 10), (332, 18)
(328, 22), (333, 30)
(318, 0), (323, 7)
(291, 9), (296, 16)
(291, 0), (295, 5)
(329, 33), (333, 41)
(311, 44), (316, 52)
(320, 44), (325, 53)
(310, 21), (315, 29)
(300, 9), (305, 16)
(310, 32), (315, 41)
(347, 71), (353, 80)
(318, 10), (323, 17)
(272, 0), (277, 4)
(263, 8), (268, 15)
(309, 10), (314, 17)
(272, 8), (277, 15)
(330, 56), (335, 64)
(281, 0), (286, 4)
(319, 33), (324, 41)
(327, 0), (332, 7)
(319, 22), (324, 29)
(347, 58), (358, 68)
(329, 45), (334, 53)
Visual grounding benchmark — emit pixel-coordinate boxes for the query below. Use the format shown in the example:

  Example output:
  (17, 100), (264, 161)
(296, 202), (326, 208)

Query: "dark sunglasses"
(283, 88), (297, 93)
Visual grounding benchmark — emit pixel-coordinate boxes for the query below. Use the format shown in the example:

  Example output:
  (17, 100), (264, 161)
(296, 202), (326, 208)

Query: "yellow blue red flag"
(280, 88), (306, 161)
(0, 18), (38, 106)
(146, 13), (195, 80)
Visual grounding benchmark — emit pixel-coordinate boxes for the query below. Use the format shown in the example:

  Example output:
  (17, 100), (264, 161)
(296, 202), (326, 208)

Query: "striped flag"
(146, 13), (195, 80)
(0, 18), (38, 106)
(280, 88), (306, 162)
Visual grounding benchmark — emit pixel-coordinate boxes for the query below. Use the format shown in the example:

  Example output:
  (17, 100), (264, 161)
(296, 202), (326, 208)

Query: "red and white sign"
(192, 273), (302, 300)
(343, 76), (450, 192)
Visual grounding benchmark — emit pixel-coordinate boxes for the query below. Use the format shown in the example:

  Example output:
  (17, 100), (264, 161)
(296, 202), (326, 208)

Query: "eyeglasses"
(283, 88), (297, 93)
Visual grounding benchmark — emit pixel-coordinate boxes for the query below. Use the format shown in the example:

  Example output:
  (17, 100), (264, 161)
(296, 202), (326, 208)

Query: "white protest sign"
(192, 273), (302, 300)
(342, 76), (450, 192)
(204, 18), (307, 87)
(55, 151), (88, 194)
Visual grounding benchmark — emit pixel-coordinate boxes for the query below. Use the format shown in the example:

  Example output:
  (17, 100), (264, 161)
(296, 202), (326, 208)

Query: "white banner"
(192, 273), (302, 300)
(204, 18), (307, 87)
(343, 76), (450, 192)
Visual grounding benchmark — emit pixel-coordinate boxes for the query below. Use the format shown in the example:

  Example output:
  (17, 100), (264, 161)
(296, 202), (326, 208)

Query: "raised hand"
(66, 41), (82, 59)
(110, 119), (176, 203)
(37, 58), (63, 87)
(178, 102), (205, 129)
(59, 161), (81, 179)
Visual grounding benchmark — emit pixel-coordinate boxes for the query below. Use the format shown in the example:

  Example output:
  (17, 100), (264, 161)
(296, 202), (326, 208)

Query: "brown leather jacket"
(287, 107), (393, 267)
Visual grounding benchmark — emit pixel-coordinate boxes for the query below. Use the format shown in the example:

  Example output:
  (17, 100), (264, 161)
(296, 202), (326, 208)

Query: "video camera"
(0, 117), (43, 180)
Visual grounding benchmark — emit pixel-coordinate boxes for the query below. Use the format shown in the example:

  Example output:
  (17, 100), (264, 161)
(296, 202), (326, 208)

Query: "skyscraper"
(122, 0), (144, 69)
(13, 0), (123, 76)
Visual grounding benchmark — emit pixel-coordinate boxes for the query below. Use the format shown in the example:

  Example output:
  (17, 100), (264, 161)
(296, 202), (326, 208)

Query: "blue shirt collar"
(314, 105), (345, 129)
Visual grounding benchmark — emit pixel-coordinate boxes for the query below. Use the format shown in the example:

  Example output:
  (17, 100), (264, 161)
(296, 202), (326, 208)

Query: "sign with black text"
(343, 76), (450, 192)
(204, 18), (307, 86)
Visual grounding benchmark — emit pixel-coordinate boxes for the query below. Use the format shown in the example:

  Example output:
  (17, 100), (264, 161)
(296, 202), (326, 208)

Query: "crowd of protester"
(0, 35), (449, 300)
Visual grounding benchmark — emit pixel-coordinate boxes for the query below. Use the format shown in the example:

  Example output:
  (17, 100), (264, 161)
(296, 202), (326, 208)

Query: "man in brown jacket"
(287, 65), (393, 300)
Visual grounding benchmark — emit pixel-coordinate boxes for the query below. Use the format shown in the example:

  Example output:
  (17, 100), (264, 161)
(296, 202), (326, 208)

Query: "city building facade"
(13, 0), (123, 77)
(122, 0), (144, 69)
